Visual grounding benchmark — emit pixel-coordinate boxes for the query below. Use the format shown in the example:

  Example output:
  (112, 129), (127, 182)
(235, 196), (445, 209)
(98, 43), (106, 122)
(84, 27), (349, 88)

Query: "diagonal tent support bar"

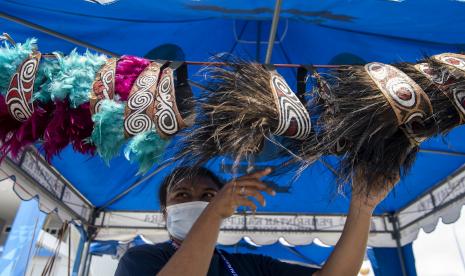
(264, 0), (283, 64)
(419, 148), (465, 157)
(0, 12), (119, 56)
(95, 161), (173, 213)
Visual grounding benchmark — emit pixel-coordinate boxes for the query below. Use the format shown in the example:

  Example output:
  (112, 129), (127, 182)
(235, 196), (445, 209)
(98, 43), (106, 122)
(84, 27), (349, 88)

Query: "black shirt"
(115, 242), (319, 276)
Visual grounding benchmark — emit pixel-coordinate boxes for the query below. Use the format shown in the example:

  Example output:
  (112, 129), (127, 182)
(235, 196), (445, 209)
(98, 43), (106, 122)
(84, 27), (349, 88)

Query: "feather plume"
(0, 38), (37, 95)
(115, 55), (150, 101)
(124, 130), (167, 174)
(91, 99), (125, 163)
(1, 102), (54, 158)
(48, 50), (106, 107)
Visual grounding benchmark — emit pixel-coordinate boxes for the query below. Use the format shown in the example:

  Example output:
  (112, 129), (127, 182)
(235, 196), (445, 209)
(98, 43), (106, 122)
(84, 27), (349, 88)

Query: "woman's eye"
(175, 192), (189, 198)
(203, 192), (216, 198)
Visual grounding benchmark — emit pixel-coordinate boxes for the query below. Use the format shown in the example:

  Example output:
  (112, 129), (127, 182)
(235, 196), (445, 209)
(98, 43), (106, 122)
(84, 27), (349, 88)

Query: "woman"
(115, 167), (399, 276)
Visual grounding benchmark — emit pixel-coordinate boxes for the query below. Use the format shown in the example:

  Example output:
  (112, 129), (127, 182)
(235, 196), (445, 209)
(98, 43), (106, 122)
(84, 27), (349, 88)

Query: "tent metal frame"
(389, 214), (408, 276)
(265, 0), (282, 64)
(0, 12), (119, 56)
(4, 154), (93, 223)
(6, 147), (463, 274)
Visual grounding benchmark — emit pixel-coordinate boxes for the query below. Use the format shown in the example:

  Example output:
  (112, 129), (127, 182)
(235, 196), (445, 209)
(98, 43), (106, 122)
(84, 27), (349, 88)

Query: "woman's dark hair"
(158, 167), (223, 211)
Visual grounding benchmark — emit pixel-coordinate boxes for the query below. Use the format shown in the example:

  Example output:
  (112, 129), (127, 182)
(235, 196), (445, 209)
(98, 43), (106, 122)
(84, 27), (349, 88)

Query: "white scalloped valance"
(2, 150), (465, 248)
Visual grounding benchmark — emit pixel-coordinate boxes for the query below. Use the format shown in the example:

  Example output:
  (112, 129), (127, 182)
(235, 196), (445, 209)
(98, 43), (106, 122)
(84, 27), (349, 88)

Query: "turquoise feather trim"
(0, 38), (37, 95)
(124, 130), (168, 174)
(91, 99), (125, 163)
(33, 57), (61, 103)
(48, 50), (106, 108)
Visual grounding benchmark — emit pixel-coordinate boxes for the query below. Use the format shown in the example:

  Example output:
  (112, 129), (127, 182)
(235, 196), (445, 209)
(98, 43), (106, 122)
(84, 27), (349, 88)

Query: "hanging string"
(41, 221), (69, 276)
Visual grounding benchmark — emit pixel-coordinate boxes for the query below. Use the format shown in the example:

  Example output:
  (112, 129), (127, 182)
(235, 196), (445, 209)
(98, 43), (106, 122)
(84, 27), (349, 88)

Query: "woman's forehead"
(169, 175), (218, 191)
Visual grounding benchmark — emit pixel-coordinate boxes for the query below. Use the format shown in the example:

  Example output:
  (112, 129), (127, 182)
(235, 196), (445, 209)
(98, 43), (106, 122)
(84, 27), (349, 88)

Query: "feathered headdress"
(92, 60), (194, 173)
(176, 57), (314, 173)
(312, 62), (433, 193)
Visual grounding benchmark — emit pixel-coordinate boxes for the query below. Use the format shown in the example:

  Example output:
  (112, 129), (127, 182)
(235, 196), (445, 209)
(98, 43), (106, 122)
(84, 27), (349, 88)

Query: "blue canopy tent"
(1, 0), (465, 275)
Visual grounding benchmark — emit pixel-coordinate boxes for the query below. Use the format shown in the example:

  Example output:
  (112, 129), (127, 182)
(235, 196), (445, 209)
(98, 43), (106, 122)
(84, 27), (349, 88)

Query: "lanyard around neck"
(169, 240), (239, 276)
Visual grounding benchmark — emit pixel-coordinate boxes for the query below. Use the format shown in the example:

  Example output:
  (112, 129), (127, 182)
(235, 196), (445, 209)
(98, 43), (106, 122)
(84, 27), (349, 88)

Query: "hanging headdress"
(313, 62), (433, 193)
(0, 50), (53, 158)
(418, 54), (465, 132)
(92, 60), (194, 173)
(0, 38), (38, 145)
(176, 57), (313, 173)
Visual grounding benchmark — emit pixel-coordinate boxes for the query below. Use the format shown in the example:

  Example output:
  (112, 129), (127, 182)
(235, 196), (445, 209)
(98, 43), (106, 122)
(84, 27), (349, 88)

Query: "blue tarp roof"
(1, 0), (465, 215)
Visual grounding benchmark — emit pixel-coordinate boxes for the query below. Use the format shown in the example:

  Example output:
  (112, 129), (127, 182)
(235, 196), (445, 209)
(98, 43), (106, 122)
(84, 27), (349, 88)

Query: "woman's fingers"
(235, 197), (257, 213)
(239, 168), (272, 180)
(233, 179), (276, 196)
(239, 188), (266, 206)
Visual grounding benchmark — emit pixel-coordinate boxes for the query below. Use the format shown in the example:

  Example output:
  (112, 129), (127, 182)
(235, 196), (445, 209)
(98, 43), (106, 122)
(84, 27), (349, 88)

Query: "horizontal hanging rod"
(41, 54), (343, 69)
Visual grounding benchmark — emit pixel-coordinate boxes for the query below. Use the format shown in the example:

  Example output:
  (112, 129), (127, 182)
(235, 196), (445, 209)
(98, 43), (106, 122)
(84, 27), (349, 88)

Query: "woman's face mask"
(166, 201), (209, 241)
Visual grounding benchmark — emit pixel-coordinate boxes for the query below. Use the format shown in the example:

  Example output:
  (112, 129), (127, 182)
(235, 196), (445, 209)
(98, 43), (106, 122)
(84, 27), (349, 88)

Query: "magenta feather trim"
(1, 102), (54, 158)
(43, 100), (70, 161)
(43, 100), (96, 160)
(68, 102), (96, 155)
(115, 55), (150, 101)
(0, 94), (21, 144)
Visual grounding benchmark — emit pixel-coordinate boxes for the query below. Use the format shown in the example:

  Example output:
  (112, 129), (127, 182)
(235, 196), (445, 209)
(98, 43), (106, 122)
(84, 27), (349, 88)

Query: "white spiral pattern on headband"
(124, 75), (157, 136)
(433, 53), (465, 120)
(101, 69), (113, 100)
(155, 74), (178, 135)
(6, 55), (40, 122)
(271, 74), (311, 139)
(91, 58), (116, 114)
(453, 89), (465, 116)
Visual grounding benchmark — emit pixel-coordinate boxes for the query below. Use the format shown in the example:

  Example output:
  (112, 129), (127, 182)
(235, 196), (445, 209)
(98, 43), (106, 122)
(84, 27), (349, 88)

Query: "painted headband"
(154, 62), (191, 138)
(365, 62), (433, 145)
(123, 61), (164, 138)
(123, 61), (193, 138)
(266, 68), (311, 140)
(6, 52), (42, 122)
(431, 53), (465, 122)
(90, 57), (117, 114)
(414, 62), (465, 124)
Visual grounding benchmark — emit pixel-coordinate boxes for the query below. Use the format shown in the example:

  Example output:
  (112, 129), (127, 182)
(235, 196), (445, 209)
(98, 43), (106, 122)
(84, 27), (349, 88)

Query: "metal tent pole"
(83, 254), (93, 276)
(419, 149), (465, 157)
(389, 214), (408, 276)
(264, 0), (283, 64)
(80, 238), (91, 275)
(453, 224), (465, 272)
(0, 12), (119, 56)
(96, 161), (172, 212)
(81, 210), (99, 276)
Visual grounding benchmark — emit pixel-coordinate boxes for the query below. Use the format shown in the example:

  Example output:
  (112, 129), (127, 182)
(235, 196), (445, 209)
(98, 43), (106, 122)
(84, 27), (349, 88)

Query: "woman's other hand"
(351, 168), (401, 214)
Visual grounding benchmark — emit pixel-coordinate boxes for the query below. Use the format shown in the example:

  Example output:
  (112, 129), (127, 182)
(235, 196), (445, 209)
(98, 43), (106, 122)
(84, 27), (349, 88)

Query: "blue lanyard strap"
(216, 249), (239, 276)
(169, 240), (239, 276)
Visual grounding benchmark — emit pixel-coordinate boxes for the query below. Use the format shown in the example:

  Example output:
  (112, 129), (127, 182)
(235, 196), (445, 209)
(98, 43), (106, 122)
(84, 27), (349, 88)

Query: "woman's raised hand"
(206, 168), (276, 219)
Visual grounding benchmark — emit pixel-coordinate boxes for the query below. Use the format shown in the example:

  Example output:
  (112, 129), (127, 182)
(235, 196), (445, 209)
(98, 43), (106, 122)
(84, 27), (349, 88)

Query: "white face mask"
(166, 201), (209, 241)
